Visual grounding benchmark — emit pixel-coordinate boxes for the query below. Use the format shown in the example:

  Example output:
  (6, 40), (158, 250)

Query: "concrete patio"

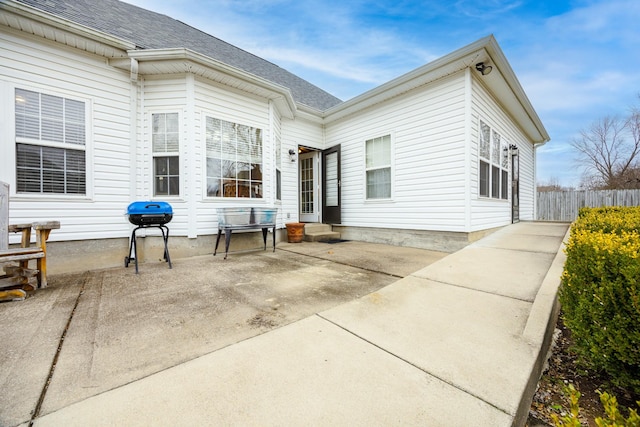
(0, 221), (569, 427)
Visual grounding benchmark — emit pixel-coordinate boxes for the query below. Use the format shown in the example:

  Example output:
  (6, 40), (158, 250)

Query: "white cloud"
(454, 0), (523, 18)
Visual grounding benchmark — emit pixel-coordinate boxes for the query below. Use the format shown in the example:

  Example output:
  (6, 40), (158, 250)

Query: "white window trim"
(478, 120), (509, 201)
(10, 84), (93, 200)
(275, 134), (282, 202)
(364, 132), (394, 202)
(149, 111), (182, 198)
(201, 113), (265, 200)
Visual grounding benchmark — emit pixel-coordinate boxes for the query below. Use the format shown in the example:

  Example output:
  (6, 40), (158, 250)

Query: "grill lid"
(127, 201), (173, 216)
(127, 201), (173, 226)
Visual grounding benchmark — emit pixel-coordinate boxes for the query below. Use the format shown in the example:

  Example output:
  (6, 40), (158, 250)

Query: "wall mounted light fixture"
(288, 149), (296, 162)
(475, 62), (493, 76)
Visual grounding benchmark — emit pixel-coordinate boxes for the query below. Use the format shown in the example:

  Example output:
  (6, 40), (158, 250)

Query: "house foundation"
(36, 226), (503, 275)
(332, 225), (502, 253)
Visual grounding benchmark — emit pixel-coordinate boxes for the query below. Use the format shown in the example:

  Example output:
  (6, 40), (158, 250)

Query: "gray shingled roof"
(16, 0), (343, 111)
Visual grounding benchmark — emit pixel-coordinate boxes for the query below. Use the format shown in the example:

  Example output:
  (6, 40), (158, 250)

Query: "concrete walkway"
(1, 222), (568, 427)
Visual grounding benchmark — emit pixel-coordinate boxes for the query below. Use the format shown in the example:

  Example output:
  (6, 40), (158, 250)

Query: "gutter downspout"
(464, 67), (472, 232)
(129, 58), (139, 202)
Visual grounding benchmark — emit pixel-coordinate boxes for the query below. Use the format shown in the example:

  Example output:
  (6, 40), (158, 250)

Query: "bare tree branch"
(572, 110), (640, 189)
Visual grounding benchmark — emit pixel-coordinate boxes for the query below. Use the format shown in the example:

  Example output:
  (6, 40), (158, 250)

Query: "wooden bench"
(0, 181), (60, 300)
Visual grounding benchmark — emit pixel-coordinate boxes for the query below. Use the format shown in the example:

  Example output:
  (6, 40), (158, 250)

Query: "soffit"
(111, 49), (296, 119)
(0, 2), (132, 58)
(323, 36), (549, 144)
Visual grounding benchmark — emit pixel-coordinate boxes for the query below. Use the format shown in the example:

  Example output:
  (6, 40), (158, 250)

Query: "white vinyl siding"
(280, 116), (323, 223)
(2, 18), (543, 249)
(470, 75), (534, 229)
(325, 73), (467, 232)
(142, 77), (188, 234)
(271, 102), (283, 202)
(1, 27), (132, 242)
(193, 78), (273, 233)
(275, 134), (282, 201)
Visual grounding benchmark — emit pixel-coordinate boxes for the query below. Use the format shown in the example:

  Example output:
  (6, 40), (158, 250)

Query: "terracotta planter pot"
(285, 222), (305, 243)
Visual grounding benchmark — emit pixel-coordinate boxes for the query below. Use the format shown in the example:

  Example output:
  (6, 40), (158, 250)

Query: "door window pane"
(301, 157), (314, 213)
(325, 151), (339, 206)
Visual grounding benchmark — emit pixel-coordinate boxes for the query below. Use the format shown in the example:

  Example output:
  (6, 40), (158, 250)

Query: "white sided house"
(0, 0), (549, 273)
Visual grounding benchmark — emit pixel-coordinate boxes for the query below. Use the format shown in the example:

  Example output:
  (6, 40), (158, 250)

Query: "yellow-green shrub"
(552, 384), (640, 427)
(559, 207), (640, 394)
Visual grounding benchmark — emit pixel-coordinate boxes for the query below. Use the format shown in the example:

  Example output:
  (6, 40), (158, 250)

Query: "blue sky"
(124, 0), (640, 188)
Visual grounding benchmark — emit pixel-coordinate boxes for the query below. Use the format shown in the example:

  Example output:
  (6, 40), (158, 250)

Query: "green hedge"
(559, 206), (640, 395)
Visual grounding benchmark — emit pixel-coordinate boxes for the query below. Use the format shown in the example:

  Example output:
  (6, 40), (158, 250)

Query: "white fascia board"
(481, 36), (550, 143)
(124, 48), (297, 119)
(322, 35), (549, 144)
(295, 104), (325, 124)
(0, 0), (135, 53)
(322, 36), (495, 123)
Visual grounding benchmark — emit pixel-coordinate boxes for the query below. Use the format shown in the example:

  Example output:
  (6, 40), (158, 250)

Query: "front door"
(322, 145), (341, 224)
(299, 151), (319, 222)
(512, 150), (520, 223)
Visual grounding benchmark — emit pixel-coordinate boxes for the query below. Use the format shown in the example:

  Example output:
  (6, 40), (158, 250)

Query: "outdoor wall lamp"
(475, 62), (493, 76)
(288, 149), (296, 162)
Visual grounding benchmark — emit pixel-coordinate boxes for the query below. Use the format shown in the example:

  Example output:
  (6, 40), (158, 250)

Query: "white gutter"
(0, 0), (136, 52)
(482, 36), (550, 144)
(123, 48), (298, 119)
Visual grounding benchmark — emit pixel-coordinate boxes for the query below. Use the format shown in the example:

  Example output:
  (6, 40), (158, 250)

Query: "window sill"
(477, 196), (510, 202)
(364, 198), (394, 203)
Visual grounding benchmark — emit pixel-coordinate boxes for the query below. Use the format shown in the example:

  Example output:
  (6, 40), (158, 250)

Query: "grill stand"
(125, 224), (172, 273)
(214, 225), (275, 260)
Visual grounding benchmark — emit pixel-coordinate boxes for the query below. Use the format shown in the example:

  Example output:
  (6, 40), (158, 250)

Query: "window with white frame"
(478, 120), (509, 200)
(15, 88), (86, 194)
(205, 117), (263, 198)
(152, 112), (180, 196)
(366, 134), (392, 199)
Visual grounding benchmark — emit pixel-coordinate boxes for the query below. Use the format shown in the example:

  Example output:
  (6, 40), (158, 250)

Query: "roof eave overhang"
(1, 1), (297, 119)
(111, 48), (297, 119)
(0, 0), (134, 57)
(323, 35), (549, 144)
(480, 36), (550, 144)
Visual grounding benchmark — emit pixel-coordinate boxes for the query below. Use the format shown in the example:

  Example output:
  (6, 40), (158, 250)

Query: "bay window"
(478, 120), (509, 200)
(152, 112), (180, 196)
(206, 117), (263, 198)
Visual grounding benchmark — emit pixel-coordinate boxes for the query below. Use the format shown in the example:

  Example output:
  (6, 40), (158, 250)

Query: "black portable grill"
(125, 201), (173, 273)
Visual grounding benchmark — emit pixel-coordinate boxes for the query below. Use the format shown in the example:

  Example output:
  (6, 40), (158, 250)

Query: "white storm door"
(299, 151), (319, 222)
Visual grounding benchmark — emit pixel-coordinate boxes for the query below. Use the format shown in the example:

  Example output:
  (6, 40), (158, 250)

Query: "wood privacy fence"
(536, 189), (640, 222)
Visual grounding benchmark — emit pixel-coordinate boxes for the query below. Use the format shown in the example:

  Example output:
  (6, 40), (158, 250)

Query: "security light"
(475, 62), (493, 76)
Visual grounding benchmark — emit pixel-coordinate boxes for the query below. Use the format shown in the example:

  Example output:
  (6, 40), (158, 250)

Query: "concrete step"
(303, 223), (341, 242)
